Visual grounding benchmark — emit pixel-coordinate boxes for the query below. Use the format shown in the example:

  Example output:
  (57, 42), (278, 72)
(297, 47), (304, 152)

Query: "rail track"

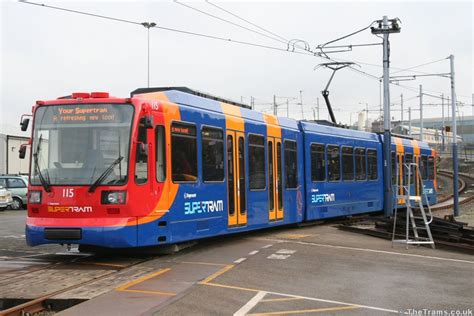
(0, 252), (158, 316)
(432, 170), (474, 211)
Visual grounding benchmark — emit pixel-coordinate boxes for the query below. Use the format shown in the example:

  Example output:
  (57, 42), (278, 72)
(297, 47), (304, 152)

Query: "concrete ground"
(61, 225), (473, 315)
(1, 210), (473, 316)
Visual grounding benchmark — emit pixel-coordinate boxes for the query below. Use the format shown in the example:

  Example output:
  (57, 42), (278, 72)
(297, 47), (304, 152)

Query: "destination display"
(38, 104), (133, 125)
(171, 123), (196, 136)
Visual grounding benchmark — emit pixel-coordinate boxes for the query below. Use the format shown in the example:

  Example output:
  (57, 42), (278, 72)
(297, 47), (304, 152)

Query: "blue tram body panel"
(25, 87), (439, 249)
(137, 90), (304, 246)
(385, 135), (438, 210)
(300, 122), (384, 220)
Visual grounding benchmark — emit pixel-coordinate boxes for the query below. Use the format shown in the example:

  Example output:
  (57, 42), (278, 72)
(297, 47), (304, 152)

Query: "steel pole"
(382, 16), (392, 217)
(379, 79), (383, 120)
(287, 99), (289, 118)
(147, 27), (150, 87)
(441, 94), (445, 151)
(401, 93), (404, 122)
(409, 107), (412, 135)
(450, 55), (459, 217)
(419, 85), (423, 141)
(447, 96), (450, 124)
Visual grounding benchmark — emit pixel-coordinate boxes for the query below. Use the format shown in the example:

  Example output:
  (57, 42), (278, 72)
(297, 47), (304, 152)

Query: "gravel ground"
(455, 200), (474, 226)
(433, 199), (474, 226)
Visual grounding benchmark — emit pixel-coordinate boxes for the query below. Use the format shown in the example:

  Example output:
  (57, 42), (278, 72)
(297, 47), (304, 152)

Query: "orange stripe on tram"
(127, 92), (181, 226)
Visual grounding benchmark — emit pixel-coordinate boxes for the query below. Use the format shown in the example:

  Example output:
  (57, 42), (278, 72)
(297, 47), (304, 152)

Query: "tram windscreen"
(31, 104), (134, 186)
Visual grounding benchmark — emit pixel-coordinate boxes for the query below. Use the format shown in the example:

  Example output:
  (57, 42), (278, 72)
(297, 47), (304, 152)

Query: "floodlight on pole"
(142, 22), (157, 88)
(371, 16), (401, 217)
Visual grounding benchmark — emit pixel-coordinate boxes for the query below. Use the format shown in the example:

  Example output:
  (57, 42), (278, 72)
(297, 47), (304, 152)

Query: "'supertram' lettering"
(311, 193), (336, 204)
(47, 206), (93, 213)
(184, 200), (224, 215)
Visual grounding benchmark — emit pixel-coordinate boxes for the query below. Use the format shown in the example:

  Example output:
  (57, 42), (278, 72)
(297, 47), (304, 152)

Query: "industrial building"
(0, 134), (30, 175)
(391, 125), (462, 149)
(402, 116), (474, 149)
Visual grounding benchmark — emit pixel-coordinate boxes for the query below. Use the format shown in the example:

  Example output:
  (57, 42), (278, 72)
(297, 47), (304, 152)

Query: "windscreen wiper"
(88, 156), (123, 193)
(33, 135), (51, 192)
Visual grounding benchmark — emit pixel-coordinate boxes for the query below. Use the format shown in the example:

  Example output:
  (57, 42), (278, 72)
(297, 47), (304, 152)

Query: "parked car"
(0, 175), (28, 210)
(0, 186), (12, 211)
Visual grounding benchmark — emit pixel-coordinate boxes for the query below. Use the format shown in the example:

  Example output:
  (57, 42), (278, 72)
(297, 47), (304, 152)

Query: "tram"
(19, 87), (437, 248)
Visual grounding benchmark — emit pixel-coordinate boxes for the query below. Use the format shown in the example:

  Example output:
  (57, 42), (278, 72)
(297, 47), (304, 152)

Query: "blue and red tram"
(21, 87), (437, 249)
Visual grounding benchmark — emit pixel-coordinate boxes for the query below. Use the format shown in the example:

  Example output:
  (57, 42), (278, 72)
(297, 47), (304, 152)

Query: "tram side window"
(248, 135), (266, 190)
(356, 148), (367, 181)
(202, 127), (224, 182)
(311, 143), (326, 182)
(342, 146), (354, 181)
(391, 151), (396, 184)
(155, 126), (166, 182)
(327, 145), (340, 181)
(405, 153), (414, 184)
(171, 122), (198, 182)
(284, 140), (298, 189)
(367, 149), (378, 180)
(135, 117), (148, 184)
(420, 155), (428, 180)
(428, 156), (435, 180)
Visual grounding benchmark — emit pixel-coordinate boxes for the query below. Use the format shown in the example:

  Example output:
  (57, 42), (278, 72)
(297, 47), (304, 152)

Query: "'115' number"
(62, 188), (74, 198)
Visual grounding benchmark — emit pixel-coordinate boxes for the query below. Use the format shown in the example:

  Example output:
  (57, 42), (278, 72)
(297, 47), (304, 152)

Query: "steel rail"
(0, 256), (156, 315)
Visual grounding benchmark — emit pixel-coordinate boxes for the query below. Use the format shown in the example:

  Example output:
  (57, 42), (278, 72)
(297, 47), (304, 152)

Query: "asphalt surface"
(0, 210), (473, 315)
(0, 210), (63, 257)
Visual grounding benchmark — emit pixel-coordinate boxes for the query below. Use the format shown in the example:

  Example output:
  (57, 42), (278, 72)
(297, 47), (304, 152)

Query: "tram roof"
(300, 120), (380, 141)
(131, 87), (300, 130)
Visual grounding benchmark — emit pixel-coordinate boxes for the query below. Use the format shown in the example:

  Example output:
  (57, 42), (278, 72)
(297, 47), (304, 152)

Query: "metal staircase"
(392, 162), (435, 249)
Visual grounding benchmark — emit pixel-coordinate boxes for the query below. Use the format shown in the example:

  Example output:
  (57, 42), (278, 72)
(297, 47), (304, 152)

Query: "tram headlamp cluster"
(29, 191), (42, 204)
(102, 191), (126, 205)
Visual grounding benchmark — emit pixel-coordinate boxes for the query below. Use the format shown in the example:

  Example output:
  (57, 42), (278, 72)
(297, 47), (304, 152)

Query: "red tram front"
(24, 92), (171, 248)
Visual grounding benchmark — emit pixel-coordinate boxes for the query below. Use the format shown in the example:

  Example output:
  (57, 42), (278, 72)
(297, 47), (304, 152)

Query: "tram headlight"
(29, 191), (42, 204)
(102, 191), (126, 205)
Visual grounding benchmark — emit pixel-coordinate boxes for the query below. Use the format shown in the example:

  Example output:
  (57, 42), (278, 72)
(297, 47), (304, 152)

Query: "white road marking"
(293, 240), (474, 264)
(254, 237), (474, 264)
(234, 257), (247, 264)
(0, 261), (50, 265)
(261, 244), (273, 249)
(0, 235), (25, 239)
(248, 250), (259, 255)
(267, 254), (290, 260)
(264, 292), (398, 314)
(234, 291), (267, 316)
(54, 252), (89, 256)
(276, 249), (296, 254)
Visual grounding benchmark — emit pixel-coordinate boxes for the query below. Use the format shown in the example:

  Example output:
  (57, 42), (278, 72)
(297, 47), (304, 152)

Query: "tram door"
(268, 137), (283, 221)
(397, 153), (404, 205)
(415, 156), (420, 196)
(226, 131), (247, 227)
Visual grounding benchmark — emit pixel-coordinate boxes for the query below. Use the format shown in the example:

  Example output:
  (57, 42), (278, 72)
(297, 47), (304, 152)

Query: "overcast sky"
(1, 0), (472, 136)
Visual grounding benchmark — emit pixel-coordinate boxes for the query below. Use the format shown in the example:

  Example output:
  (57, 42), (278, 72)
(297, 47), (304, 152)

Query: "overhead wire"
(178, 0), (317, 54)
(19, 0), (470, 107)
(390, 57), (449, 75)
(205, 1), (321, 55)
(205, 0), (289, 43)
(173, 0), (291, 48)
(317, 21), (377, 58)
(19, 0), (317, 57)
(18, 0), (141, 25)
